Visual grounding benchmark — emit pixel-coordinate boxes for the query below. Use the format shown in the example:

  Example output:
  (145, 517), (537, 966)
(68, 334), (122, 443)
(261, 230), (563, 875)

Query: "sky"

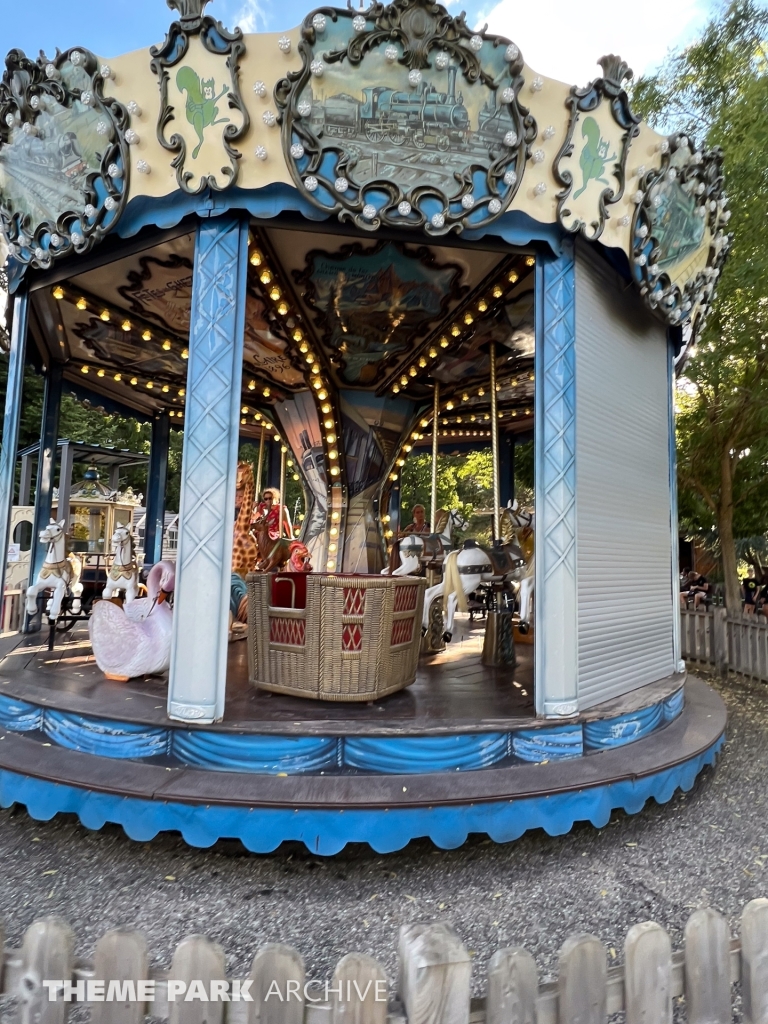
(0, 0), (714, 85)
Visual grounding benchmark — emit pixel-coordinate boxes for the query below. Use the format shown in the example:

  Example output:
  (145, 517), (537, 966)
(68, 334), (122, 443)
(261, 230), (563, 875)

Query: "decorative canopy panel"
(0, 0), (730, 334)
(29, 225), (535, 433)
(274, 0), (534, 234)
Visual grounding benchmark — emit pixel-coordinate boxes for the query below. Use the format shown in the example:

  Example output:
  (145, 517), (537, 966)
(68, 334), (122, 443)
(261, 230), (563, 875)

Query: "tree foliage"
(400, 441), (534, 542)
(633, 0), (768, 608)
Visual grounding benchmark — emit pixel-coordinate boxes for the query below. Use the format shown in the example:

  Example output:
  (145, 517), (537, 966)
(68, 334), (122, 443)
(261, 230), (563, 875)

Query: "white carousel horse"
(25, 519), (83, 621)
(382, 508), (469, 576)
(102, 524), (139, 603)
(89, 560), (176, 680)
(504, 500), (535, 632)
(422, 507), (529, 641)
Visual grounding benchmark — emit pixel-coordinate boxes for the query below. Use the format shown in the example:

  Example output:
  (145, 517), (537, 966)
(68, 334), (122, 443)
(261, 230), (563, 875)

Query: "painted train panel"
(309, 68), (514, 154)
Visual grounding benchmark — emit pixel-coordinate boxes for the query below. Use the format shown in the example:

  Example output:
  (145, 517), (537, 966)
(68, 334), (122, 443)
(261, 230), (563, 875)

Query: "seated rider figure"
(253, 487), (292, 541)
(400, 504), (431, 538)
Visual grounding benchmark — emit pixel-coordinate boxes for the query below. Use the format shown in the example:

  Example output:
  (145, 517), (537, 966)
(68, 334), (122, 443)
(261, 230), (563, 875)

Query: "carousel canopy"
(0, 0), (730, 436)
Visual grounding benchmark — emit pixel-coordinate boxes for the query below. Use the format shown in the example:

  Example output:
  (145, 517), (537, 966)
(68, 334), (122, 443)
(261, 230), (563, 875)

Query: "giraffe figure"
(232, 462), (259, 579)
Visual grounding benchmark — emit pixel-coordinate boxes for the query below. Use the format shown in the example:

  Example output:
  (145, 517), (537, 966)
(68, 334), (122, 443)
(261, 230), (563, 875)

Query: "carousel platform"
(0, 620), (725, 854)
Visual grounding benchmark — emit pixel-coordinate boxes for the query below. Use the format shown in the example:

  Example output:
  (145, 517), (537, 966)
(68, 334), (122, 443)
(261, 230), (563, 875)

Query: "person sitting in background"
(680, 569), (711, 610)
(253, 487), (292, 541)
(399, 504), (430, 537)
(742, 573), (760, 614)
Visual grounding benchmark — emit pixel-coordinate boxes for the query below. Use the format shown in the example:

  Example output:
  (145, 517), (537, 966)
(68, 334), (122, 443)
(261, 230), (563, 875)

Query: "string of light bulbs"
(390, 256), (535, 394)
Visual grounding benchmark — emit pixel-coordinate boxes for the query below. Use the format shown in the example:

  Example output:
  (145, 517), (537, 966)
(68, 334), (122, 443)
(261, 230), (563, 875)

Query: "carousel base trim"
(0, 678), (726, 853)
(0, 735), (724, 854)
(0, 687), (686, 774)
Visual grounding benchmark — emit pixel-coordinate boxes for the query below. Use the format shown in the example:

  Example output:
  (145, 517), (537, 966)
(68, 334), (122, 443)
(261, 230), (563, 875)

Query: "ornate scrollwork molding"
(275, 0), (537, 235)
(554, 54), (640, 241)
(630, 133), (730, 332)
(150, 0), (250, 193)
(0, 47), (131, 270)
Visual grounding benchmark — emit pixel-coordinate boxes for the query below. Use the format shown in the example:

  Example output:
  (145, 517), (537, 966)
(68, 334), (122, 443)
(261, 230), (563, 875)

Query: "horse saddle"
(460, 539), (525, 578)
(420, 536), (444, 561)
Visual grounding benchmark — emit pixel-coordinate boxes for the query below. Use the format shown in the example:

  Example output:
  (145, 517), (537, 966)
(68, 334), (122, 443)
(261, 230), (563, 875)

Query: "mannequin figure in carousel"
(253, 487), (293, 541)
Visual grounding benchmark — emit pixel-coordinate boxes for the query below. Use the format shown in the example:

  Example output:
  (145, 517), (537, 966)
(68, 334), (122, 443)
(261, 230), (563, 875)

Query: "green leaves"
(632, 0), (768, 600)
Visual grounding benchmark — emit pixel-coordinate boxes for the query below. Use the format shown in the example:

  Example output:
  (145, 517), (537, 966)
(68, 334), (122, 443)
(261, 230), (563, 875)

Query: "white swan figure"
(88, 561), (176, 681)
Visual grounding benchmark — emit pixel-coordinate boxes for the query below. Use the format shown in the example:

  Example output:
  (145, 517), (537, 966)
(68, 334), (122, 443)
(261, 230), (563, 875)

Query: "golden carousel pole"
(489, 341), (501, 542)
(431, 380), (440, 532)
(278, 444), (287, 539)
(483, 340), (513, 666)
(255, 424), (266, 498)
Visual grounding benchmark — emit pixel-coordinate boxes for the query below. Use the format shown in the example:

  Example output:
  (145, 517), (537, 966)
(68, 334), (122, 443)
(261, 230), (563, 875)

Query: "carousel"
(0, 0), (727, 852)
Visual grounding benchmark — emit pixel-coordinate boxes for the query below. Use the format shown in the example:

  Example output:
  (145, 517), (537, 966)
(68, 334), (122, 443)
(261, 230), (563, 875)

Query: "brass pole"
(431, 381), (440, 531)
(489, 341), (500, 542)
(279, 444), (287, 540)
(255, 424), (265, 497)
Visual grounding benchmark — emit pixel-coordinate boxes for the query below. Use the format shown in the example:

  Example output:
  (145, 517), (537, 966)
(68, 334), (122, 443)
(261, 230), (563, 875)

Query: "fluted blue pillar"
(0, 292), (29, 606)
(534, 246), (578, 718)
(167, 215), (249, 723)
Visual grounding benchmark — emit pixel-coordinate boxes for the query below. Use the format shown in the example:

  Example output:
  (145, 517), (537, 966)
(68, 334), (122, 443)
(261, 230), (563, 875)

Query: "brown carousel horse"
(252, 512), (312, 573)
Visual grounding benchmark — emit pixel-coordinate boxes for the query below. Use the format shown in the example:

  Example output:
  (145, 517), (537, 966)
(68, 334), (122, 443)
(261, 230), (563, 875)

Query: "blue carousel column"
(143, 410), (170, 566)
(24, 362), (64, 632)
(0, 292), (29, 604)
(167, 215), (249, 724)
(534, 245), (578, 718)
(29, 363), (63, 581)
(668, 341), (683, 672)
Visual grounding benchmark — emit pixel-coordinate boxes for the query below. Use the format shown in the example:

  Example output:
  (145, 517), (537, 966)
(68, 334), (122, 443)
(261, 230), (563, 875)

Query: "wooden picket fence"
(681, 607), (768, 682)
(3, 900), (768, 1023)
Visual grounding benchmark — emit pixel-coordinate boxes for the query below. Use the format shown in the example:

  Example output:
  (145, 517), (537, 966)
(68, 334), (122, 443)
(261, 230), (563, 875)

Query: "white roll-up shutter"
(574, 241), (675, 708)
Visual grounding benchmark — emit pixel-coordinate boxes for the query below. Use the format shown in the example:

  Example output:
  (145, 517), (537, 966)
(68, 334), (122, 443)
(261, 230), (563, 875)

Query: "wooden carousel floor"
(0, 614), (539, 735)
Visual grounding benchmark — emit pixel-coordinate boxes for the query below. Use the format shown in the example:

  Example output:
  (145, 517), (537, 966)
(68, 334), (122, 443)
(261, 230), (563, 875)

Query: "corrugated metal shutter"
(575, 241), (675, 708)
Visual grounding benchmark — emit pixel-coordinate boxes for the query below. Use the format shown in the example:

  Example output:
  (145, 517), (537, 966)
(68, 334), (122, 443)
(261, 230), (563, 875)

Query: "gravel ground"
(0, 668), (763, 999)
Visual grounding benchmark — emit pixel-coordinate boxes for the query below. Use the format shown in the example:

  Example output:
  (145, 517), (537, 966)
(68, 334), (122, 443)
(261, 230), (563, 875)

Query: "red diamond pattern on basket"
(393, 585), (418, 613)
(343, 623), (363, 651)
(270, 616), (306, 646)
(391, 618), (414, 646)
(343, 587), (366, 616)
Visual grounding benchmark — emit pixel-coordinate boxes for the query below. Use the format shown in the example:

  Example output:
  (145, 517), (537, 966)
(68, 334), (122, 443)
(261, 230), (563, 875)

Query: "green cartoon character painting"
(573, 116), (617, 199)
(176, 67), (230, 159)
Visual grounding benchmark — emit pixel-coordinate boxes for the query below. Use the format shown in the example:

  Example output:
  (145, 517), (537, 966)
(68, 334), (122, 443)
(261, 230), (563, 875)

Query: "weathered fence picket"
(558, 935), (606, 1024)
(741, 899), (768, 1024)
(485, 948), (537, 1024)
(2, 899), (768, 1022)
(167, 936), (226, 1024)
(680, 608), (768, 682)
(624, 921), (672, 1024)
(330, 953), (387, 1024)
(19, 916), (72, 1024)
(685, 909), (731, 1024)
(248, 943), (305, 1024)
(397, 922), (471, 1024)
(91, 929), (149, 1024)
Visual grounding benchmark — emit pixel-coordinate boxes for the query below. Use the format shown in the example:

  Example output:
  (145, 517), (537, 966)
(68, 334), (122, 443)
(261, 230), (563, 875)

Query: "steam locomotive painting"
(0, 102), (104, 226)
(307, 66), (517, 157)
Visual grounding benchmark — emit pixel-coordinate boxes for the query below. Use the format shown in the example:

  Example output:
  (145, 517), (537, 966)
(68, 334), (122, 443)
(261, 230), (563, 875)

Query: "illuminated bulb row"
(327, 509), (341, 570)
(391, 265), (530, 393)
(80, 364), (184, 398)
(54, 286), (187, 358)
(253, 250), (344, 485)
